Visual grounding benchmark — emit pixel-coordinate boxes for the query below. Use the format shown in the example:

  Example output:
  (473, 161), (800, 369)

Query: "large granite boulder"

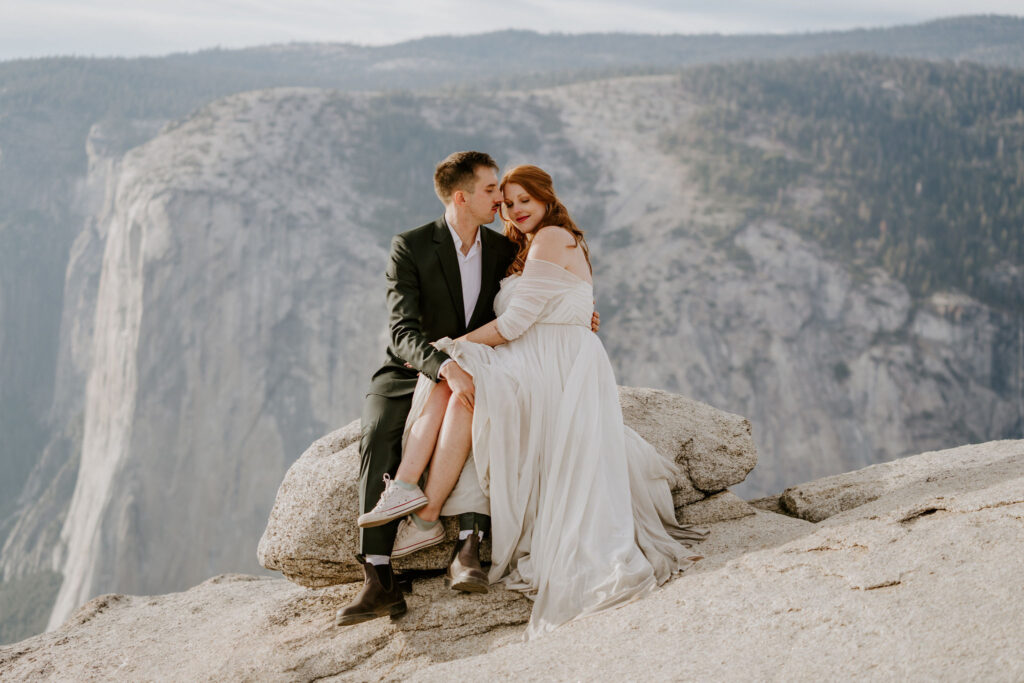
(778, 439), (1024, 522)
(255, 419), (493, 585)
(256, 421), (365, 585)
(617, 387), (758, 500)
(257, 386), (757, 586)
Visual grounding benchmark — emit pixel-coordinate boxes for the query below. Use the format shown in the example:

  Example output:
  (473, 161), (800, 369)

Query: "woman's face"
(503, 182), (544, 235)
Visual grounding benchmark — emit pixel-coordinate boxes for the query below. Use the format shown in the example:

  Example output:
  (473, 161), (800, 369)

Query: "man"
(336, 151), (516, 625)
(336, 151), (599, 625)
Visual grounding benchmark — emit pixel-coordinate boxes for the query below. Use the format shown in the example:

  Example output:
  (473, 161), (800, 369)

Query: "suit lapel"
(433, 217), (466, 330)
(468, 227), (501, 330)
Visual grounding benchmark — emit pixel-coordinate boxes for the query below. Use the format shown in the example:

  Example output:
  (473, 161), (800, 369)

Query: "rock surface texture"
(3, 439), (1021, 681)
(778, 439), (1024, 522)
(257, 387), (757, 585)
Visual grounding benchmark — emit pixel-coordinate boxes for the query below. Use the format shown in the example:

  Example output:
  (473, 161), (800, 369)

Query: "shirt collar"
(445, 215), (481, 251)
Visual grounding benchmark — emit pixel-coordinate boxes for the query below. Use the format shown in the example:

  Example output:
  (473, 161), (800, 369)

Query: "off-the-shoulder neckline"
(521, 258), (594, 286)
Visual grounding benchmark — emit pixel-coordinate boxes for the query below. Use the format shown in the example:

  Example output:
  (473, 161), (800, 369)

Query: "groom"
(336, 151), (517, 625)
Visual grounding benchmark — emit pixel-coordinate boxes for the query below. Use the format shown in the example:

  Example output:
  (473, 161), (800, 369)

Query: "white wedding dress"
(404, 257), (708, 639)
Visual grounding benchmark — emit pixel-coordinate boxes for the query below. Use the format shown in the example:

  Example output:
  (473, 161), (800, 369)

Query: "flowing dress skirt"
(405, 323), (707, 639)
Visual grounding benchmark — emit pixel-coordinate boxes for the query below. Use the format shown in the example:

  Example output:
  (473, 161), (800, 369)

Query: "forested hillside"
(672, 55), (1024, 313)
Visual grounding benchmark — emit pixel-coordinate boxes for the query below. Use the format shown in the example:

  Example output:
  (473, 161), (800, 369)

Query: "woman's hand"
(439, 360), (475, 411)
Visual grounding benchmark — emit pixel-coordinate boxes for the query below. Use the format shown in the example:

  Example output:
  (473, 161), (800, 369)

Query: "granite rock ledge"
(257, 386), (757, 586)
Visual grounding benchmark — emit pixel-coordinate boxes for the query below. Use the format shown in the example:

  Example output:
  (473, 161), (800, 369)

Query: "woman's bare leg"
(394, 380), (451, 486)
(416, 394), (473, 522)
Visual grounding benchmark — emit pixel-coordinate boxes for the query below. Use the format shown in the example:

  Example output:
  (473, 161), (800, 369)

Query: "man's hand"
(590, 309), (600, 334)
(439, 361), (475, 411)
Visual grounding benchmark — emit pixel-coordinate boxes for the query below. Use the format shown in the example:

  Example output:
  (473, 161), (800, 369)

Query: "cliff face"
(0, 76), (1018, 630)
(0, 120), (144, 596)
(545, 76), (1022, 492)
(45, 90), (397, 626)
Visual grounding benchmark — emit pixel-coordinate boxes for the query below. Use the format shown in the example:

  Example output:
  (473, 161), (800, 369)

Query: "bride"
(360, 164), (708, 639)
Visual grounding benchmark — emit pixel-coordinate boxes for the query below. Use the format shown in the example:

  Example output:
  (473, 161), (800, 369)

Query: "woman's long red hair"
(499, 165), (591, 277)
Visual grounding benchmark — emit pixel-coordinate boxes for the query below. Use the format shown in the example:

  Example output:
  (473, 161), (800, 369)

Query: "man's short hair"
(433, 151), (498, 204)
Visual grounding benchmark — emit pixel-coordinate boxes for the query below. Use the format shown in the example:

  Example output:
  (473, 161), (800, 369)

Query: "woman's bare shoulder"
(532, 225), (576, 245)
(528, 227), (575, 264)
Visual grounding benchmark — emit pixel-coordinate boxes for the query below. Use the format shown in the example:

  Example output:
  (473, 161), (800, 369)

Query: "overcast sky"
(1, 1), (1021, 61)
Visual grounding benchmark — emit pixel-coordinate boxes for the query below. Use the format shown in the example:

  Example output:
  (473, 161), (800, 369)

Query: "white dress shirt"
(446, 216), (483, 325)
(438, 217), (483, 378)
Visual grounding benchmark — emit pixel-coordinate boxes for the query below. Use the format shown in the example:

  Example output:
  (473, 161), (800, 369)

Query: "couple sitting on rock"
(338, 151), (708, 639)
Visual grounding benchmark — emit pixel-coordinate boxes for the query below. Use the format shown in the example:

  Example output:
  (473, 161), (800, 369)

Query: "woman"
(362, 165), (707, 639)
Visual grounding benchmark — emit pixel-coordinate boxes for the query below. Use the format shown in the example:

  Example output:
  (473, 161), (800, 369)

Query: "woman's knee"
(433, 379), (452, 399)
(423, 381), (452, 414)
(445, 393), (472, 417)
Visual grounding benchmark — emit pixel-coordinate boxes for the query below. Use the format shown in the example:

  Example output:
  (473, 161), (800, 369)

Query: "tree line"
(671, 54), (1024, 312)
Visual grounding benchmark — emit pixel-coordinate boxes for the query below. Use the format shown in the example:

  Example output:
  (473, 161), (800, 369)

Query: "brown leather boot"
(447, 532), (489, 593)
(336, 555), (407, 626)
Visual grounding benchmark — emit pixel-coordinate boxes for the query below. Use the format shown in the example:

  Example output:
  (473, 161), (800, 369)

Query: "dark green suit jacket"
(366, 216), (517, 398)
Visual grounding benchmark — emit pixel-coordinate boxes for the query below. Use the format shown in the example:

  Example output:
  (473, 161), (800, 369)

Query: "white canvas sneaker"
(391, 515), (445, 558)
(358, 474), (428, 528)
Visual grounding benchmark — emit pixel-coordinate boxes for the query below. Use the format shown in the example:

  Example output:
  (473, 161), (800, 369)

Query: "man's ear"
(452, 189), (466, 206)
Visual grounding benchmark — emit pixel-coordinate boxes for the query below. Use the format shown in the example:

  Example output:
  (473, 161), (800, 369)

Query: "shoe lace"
(378, 473), (397, 505)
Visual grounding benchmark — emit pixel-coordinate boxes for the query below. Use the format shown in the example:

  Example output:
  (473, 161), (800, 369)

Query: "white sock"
(366, 554), (390, 566)
(458, 530), (485, 541)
